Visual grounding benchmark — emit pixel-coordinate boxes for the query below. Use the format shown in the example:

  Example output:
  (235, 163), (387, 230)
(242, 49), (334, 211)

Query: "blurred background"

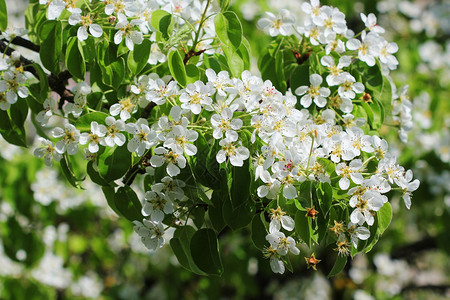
(0, 0), (449, 299)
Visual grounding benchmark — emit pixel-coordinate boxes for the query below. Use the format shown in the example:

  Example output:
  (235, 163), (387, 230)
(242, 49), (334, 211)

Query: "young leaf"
(75, 112), (109, 132)
(0, 0), (7, 31)
(190, 228), (223, 275)
(377, 202), (392, 236)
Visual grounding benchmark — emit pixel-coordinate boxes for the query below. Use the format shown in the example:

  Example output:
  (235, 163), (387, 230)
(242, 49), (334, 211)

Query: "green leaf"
(218, 0), (230, 11)
(258, 40), (286, 93)
(32, 63), (49, 102)
(360, 101), (374, 128)
(251, 213), (268, 250)
(97, 145), (131, 182)
(222, 193), (254, 230)
(114, 186), (143, 222)
(190, 228), (223, 275)
(318, 182), (332, 217)
(87, 161), (110, 187)
(75, 112), (109, 132)
(171, 226), (207, 275)
(230, 159), (251, 208)
(0, 0), (7, 31)
(0, 110), (27, 147)
(168, 50), (187, 87)
(10, 99), (28, 129)
(151, 10), (173, 40)
(186, 64), (199, 84)
(222, 38), (250, 78)
(290, 64), (310, 96)
(328, 254), (347, 277)
(191, 205), (206, 229)
(295, 210), (311, 247)
(208, 190), (226, 233)
(60, 155), (84, 189)
(102, 186), (121, 216)
(96, 40), (125, 88)
(81, 36), (96, 63)
(65, 37), (86, 80)
(127, 39), (151, 75)
(39, 20), (62, 74)
(377, 202), (392, 236)
(214, 12), (242, 50)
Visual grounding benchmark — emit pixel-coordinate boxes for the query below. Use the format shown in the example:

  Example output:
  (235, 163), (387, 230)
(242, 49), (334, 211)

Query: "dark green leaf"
(186, 64), (199, 84)
(114, 186), (142, 222)
(251, 213), (268, 250)
(10, 99), (28, 129)
(222, 192), (254, 230)
(39, 20), (62, 74)
(319, 182), (332, 217)
(295, 210), (311, 247)
(65, 37), (86, 80)
(190, 228), (223, 275)
(87, 161), (110, 186)
(0, 110), (26, 147)
(191, 205), (206, 229)
(208, 190), (226, 233)
(328, 254), (347, 277)
(171, 226), (207, 275)
(97, 145), (131, 182)
(32, 63), (49, 101)
(102, 186), (121, 216)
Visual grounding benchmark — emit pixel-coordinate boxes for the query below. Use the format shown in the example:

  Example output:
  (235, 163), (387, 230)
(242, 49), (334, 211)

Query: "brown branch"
(0, 36), (41, 52)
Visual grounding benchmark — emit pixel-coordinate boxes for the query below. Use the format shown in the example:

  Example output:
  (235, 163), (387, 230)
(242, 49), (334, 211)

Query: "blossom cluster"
(0, 31), (29, 111)
(257, 0), (418, 142)
(32, 63), (419, 272)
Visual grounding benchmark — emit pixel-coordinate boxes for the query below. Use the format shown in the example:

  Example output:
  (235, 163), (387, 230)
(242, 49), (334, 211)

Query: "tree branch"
(0, 36), (41, 52)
